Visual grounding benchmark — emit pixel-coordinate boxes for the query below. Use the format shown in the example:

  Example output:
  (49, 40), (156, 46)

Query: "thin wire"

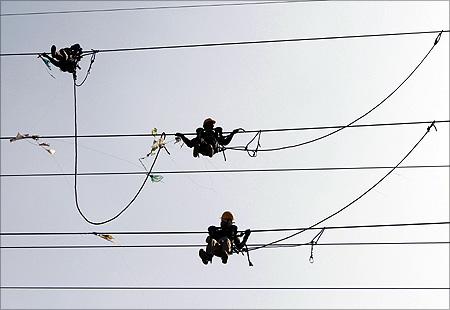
(1, 241), (448, 250)
(72, 80), (163, 225)
(226, 31), (443, 154)
(248, 122), (437, 252)
(0, 1), (327, 17)
(1, 221), (448, 236)
(1, 30), (447, 57)
(1, 164), (448, 178)
(2, 286), (448, 290)
(1, 120), (448, 140)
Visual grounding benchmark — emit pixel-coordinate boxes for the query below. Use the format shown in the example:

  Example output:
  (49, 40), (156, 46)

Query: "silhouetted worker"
(199, 211), (251, 265)
(175, 118), (239, 158)
(41, 44), (83, 74)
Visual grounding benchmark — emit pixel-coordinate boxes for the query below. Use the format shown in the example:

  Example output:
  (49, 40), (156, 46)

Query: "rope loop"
(72, 81), (165, 225)
(245, 130), (262, 157)
(434, 30), (443, 45)
(75, 50), (97, 87)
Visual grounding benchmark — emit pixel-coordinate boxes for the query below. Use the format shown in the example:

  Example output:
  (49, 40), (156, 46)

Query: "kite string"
(226, 31), (443, 155)
(73, 79), (164, 225)
(247, 121), (437, 252)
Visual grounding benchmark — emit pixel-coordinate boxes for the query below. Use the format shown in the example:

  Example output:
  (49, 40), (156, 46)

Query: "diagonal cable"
(247, 121), (438, 252)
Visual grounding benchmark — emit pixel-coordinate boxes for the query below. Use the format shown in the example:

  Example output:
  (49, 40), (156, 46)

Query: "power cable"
(0, 1), (327, 17)
(1, 120), (448, 141)
(1, 286), (448, 290)
(226, 31), (444, 154)
(1, 221), (448, 236)
(248, 121), (438, 252)
(1, 164), (448, 178)
(1, 30), (447, 57)
(1, 241), (448, 250)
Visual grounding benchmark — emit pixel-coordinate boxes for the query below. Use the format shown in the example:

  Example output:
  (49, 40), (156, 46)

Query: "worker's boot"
(199, 249), (211, 265)
(193, 146), (200, 158)
(51, 45), (57, 58)
(221, 253), (228, 264)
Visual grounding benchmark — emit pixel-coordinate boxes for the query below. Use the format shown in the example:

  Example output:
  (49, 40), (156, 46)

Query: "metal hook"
(308, 228), (325, 263)
(434, 31), (443, 46)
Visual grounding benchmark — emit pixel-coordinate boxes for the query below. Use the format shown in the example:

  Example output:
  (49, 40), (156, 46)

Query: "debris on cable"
(10, 132), (56, 155)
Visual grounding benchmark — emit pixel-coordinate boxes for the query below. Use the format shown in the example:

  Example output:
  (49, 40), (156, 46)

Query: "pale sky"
(1, 1), (449, 309)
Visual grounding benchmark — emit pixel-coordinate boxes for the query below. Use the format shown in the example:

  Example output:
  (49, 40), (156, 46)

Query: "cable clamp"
(434, 31), (443, 46)
(427, 120), (437, 132)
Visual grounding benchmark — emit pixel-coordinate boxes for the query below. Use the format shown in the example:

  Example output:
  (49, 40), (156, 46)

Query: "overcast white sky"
(1, 1), (449, 309)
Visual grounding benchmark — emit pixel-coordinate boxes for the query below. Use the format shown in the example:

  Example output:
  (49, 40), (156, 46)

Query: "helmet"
(221, 211), (234, 222)
(203, 118), (216, 128)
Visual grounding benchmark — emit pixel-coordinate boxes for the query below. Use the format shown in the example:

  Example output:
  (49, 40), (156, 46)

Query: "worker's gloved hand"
(232, 129), (240, 134)
(244, 229), (251, 237)
(208, 226), (216, 236)
(175, 133), (182, 137)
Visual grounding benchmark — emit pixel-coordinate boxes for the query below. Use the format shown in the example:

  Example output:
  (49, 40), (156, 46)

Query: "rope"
(72, 79), (164, 225)
(74, 51), (97, 87)
(243, 130), (262, 157)
(247, 121), (437, 252)
(226, 31), (443, 155)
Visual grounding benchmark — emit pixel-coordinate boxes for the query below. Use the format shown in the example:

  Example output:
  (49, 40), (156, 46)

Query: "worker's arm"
(235, 229), (251, 250)
(175, 133), (196, 148)
(216, 128), (240, 146)
(208, 225), (218, 236)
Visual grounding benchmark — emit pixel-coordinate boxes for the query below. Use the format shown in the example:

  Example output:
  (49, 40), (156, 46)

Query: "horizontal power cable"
(2, 286), (448, 290)
(1, 120), (448, 141)
(0, 0), (325, 17)
(1, 30), (448, 57)
(1, 221), (448, 236)
(1, 241), (448, 250)
(1, 164), (448, 178)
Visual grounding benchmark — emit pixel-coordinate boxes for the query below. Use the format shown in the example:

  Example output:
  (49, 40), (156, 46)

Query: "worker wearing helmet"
(175, 118), (240, 158)
(199, 211), (251, 265)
